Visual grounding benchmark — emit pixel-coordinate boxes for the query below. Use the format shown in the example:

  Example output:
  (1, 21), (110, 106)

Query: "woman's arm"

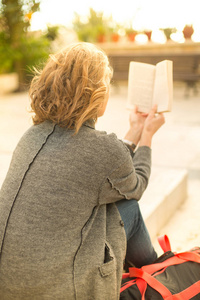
(124, 106), (148, 147)
(98, 106), (165, 205)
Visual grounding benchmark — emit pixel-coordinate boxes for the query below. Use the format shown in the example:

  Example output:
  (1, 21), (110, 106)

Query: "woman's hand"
(140, 105), (165, 147)
(124, 106), (148, 146)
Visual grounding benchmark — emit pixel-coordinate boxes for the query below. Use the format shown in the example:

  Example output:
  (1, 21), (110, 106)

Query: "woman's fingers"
(133, 105), (138, 114)
(149, 105), (157, 117)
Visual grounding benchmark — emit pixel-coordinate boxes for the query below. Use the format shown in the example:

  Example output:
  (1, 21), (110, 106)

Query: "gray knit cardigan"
(0, 120), (151, 299)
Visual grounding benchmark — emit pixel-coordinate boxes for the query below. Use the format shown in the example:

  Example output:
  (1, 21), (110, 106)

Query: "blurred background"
(0, 0), (200, 252)
(0, 0), (200, 92)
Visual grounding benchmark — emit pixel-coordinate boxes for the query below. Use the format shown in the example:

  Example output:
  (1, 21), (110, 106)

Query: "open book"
(127, 60), (173, 113)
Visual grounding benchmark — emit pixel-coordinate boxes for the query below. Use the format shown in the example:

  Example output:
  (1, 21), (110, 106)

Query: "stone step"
(140, 167), (188, 240)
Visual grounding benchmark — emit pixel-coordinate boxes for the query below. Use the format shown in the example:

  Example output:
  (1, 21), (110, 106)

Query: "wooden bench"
(108, 52), (200, 95)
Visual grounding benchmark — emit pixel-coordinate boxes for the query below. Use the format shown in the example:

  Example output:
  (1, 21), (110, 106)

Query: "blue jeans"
(116, 199), (157, 268)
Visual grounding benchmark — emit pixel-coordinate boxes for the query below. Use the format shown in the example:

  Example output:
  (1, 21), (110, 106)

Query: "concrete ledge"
(0, 73), (18, 94)
(140, 167), (188, 240)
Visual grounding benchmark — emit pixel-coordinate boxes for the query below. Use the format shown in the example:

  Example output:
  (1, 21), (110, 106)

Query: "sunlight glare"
(30, 0), (200, 46)
(192, 31), (200, 42)
(135, 34), (148, 44)
(151, 30), (166, 44)
(31, 11), (47, 31)
(170, 32), (185, 43)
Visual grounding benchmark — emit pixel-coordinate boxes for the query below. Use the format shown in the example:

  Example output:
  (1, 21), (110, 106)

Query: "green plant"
(73, 8), (113, 43)
(0, 31), (15, 73)
(45, 25), (59, 41)
(21, 35), (51, 82)
(125, 26), (138, 42)
(125, 27), (138, 35)
(0, 0), (52, 90)
(161, 27), (177, 40)
(0, 31), (50, 71)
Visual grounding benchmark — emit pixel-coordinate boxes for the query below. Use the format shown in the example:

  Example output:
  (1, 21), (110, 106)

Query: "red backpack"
(120, 235), (200, 299)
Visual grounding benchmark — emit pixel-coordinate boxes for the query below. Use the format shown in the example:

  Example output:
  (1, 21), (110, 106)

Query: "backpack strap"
(177, 251), (200, 263)
(140, 255), (186, 274)
(171, 281), (200, 300)
(121, 235), (200, 297)
(120, 279), (136, 293)
(158, 235), (171, 252)
(130, 268), (173, 299)
(130, 268), (200, 299)
(138, 250), (200, 275)
(136, 279), (147, 300)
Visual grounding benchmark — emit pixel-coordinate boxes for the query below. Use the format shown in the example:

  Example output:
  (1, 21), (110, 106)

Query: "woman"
(0, 42), (165, 299)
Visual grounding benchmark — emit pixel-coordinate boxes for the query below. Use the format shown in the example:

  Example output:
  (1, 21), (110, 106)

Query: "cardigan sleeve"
(98, 146), (151, 205)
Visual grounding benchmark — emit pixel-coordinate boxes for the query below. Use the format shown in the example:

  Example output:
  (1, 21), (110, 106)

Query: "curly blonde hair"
(29, 42), (113, 133)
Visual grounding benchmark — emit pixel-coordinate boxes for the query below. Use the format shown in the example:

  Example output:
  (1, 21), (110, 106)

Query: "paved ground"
(0, 81), (200, 256)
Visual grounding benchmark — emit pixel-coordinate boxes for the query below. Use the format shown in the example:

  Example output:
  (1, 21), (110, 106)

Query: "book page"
(152, 60), (173, 112)
(127, 62), (156, 113)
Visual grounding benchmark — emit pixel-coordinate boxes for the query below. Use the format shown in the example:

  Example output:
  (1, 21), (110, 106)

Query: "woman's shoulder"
(81, 124), (131, 162)
(14, 121), (56, 148)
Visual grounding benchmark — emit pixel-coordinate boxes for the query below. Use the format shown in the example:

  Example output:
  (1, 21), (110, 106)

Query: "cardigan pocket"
(99, 242), (116, 277)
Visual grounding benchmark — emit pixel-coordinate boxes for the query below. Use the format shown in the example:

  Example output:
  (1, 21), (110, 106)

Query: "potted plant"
(96, 25), (107, 43)
(73, 8), (113, 43)
(126, 28), (138, 42)
(144, 30), (152, 41)
(161, 27), (177, 40)
(111, 32), (120, 42)
(183, 25), (194, 40)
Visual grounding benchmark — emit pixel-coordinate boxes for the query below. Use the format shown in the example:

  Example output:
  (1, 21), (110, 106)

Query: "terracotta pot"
(183, 25), (194, 39)
(127, 32), (137, 42)
(97, 34), (106, 43)
(144, 30), (152, 41)
(111, 33), (120, 42)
